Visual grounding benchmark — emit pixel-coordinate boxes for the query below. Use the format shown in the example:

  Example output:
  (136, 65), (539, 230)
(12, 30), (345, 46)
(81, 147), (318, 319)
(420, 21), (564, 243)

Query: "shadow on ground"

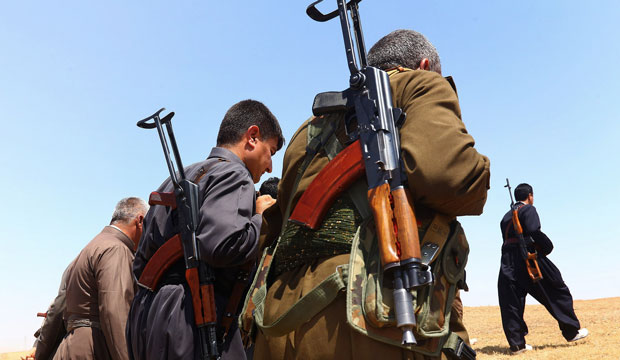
(475, 345), (510, 355)
(476, 342), (574, 355)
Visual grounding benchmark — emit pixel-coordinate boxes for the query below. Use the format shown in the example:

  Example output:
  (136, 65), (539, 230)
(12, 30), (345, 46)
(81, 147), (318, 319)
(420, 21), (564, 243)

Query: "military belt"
(66, 318), (101, 332)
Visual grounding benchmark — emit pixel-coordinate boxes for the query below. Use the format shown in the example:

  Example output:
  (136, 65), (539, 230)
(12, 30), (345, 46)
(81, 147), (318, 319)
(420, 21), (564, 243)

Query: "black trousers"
(497, 248), (580, 349)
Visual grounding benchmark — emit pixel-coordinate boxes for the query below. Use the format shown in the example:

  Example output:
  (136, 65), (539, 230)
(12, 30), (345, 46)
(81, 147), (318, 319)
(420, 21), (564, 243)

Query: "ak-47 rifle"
(504, 178), (542, 282)
(137, 109), (220, 359)
(290, 0), (433, 345)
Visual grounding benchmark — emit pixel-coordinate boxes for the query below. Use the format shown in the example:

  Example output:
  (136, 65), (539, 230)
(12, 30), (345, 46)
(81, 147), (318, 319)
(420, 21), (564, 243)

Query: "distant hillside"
(465, 297), (619, 359)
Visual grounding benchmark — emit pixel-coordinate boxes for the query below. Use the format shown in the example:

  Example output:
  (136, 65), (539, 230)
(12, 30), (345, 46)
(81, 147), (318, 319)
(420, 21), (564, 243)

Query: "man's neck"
(220, 143), (245, 163)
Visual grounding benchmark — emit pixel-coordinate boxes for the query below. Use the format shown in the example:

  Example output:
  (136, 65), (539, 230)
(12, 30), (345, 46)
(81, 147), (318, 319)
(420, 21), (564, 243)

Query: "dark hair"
(110, 197), (148, 225)
(367, 29), (441, 74)
(514, 183), (533, 201)
(259, 177), (280, 199)
(216, 99), (284, 150)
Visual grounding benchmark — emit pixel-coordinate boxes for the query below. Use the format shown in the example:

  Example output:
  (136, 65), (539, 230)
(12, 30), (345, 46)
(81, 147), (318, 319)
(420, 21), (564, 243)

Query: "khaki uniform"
(255, 69), (490, 359)
(54, 226), (136, 360)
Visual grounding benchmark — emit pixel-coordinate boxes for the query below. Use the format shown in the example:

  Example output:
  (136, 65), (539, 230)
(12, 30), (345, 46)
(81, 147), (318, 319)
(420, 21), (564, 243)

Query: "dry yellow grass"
(1, 298), (617, 359)
(0, 348), (33, 360)
(464, 297), (620, 359)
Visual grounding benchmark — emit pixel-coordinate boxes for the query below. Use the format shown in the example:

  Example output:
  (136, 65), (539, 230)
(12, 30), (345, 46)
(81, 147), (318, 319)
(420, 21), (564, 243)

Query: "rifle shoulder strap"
(252, 264), (348, 337)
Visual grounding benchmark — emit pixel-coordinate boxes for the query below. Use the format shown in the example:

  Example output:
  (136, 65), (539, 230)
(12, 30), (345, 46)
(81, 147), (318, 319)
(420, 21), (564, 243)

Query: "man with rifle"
(499, 182), (588, 354)
(250, 3), (489, 357)
(126, 100), (284, 360)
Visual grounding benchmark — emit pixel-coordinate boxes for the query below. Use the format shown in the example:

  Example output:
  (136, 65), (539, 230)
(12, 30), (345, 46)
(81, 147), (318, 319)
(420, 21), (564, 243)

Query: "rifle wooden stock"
(368, 183), (400, 268)
(391, 188), (422, 260)
(289, 140), (365, 229)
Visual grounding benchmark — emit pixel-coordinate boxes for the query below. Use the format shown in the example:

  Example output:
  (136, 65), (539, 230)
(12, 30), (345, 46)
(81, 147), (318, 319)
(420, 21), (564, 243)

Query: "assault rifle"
(290, 0), (433, 345)
(504, 178), (542, 282)
(137, 109), (220, 359)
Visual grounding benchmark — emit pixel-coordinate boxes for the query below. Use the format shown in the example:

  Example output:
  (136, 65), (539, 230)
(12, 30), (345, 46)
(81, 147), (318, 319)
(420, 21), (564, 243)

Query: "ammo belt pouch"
(66, 318), (101, 333)
(242, 212), (474, 359)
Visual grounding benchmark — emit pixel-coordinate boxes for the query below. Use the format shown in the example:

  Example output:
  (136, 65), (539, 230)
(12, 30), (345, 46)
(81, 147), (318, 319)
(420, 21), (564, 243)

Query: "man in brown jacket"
(31, 259), (74, 360)
(254, 30), (490, 359)
(53, 197), (148, 360)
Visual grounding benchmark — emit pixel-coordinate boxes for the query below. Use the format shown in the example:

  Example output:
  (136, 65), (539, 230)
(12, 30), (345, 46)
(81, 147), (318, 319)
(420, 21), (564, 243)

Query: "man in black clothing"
(498, 183), (588, 354)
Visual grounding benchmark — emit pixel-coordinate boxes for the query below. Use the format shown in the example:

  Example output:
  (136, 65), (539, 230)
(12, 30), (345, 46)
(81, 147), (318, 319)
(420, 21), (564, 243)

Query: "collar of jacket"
(207, 146), (252, 179)
(208, 147), (244, 164)
(104, 225), (135, 253)
(385, 67), (459, 96)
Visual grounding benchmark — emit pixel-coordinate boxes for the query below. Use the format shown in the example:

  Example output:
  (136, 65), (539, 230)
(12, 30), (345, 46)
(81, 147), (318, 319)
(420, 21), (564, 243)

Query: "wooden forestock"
(368, 183), (400, 267)
(186, 267), (205, 326)
(391, 188), (422, 260)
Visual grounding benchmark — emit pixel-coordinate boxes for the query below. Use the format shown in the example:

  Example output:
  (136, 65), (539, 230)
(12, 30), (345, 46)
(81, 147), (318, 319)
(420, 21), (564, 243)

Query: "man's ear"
(246, 125), (261, 149)
(418, 58), (430, 71)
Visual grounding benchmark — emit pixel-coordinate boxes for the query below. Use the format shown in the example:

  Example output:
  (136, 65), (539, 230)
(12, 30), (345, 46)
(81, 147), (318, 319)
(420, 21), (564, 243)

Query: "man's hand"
(256, 194), (276, 214)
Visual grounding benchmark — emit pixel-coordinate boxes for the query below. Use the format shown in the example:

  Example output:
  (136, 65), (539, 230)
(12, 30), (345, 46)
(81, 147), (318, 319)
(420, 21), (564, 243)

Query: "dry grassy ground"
(464, 297), (619, 359)
(0, 349), (32, 360)
(1, 298), (617, 359)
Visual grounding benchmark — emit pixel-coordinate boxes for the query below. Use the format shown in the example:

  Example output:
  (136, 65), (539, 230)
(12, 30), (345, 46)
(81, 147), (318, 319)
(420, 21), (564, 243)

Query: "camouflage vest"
(241, 111), (473, 358)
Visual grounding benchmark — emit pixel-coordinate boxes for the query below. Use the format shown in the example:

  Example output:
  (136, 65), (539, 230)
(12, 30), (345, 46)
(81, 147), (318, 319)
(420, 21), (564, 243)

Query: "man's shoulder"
(84, 228), (133, 254)
(390, 69), (455, 93)
(518, 203), (536, 212)
(190, 156), (249, 180)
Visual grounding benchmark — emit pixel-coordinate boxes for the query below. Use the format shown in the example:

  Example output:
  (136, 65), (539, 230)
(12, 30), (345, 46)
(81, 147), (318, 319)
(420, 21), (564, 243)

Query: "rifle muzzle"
(393, 287), (417, 345)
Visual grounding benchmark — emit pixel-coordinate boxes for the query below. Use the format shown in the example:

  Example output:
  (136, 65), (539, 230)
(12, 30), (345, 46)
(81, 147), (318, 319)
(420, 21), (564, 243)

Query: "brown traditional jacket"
(53, 226), (136, 360)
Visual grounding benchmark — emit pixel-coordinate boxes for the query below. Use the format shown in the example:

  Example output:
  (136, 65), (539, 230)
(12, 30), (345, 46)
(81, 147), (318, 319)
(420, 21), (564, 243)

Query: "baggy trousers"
(497, 248), (580, 348)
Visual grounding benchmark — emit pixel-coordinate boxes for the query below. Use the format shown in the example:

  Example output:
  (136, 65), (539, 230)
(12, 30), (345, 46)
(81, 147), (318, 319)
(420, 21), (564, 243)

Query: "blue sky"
(1, 0), (619, 352)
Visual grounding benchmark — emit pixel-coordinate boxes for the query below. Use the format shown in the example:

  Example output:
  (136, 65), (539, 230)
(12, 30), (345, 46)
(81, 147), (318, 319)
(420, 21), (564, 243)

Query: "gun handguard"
(367, 183), (400, 268)
(289, 139), (365, 229)
(392, 188), (421, 260)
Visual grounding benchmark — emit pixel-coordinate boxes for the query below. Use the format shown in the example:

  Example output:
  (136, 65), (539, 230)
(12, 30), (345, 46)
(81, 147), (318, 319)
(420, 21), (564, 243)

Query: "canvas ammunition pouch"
(240, 115), (474, 358)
